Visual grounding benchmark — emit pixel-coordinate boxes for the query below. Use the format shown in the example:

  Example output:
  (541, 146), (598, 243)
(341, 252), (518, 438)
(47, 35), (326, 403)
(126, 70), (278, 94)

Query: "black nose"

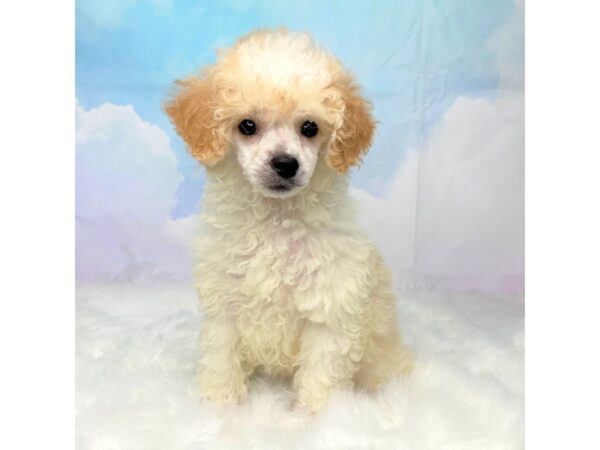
(270, 154), (299, 179)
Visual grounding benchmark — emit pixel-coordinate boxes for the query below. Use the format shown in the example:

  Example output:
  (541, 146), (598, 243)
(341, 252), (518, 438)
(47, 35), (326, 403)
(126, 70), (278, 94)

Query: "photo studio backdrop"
(76, 0), (524, 295)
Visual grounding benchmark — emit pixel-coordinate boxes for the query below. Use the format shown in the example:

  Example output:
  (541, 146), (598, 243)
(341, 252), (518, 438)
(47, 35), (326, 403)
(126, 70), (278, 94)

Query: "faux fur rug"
(76, 283), (523, 450)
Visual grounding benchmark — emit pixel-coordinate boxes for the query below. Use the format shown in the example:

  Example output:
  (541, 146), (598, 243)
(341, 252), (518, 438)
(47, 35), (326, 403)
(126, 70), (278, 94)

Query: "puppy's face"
(165, 29), (375, 197)
(232, 113), (328, 197)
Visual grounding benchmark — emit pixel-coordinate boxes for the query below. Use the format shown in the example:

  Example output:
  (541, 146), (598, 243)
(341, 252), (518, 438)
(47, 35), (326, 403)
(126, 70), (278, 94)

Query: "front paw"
(291, 399), (320, 416)
(204, 384), (248, 406)
(197, 368), (248, 406)
(294, 384), (331, 413)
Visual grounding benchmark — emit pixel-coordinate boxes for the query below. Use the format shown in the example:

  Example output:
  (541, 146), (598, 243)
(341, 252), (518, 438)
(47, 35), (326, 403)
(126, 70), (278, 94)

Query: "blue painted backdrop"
(76, 0), (524, 293)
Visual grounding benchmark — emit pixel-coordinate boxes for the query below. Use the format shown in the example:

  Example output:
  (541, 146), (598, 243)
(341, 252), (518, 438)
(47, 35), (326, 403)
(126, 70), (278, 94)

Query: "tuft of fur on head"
(164, 28), (375, 190)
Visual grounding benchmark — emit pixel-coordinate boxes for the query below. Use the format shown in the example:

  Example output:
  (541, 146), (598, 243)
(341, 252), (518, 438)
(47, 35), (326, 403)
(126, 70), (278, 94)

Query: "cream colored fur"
(165, 29), (413, 412)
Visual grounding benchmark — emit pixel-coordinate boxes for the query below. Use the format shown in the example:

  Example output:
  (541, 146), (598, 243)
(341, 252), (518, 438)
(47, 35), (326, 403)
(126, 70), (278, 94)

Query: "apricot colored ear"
(164, 76), (226, 165)
(328, 77), (376, 173)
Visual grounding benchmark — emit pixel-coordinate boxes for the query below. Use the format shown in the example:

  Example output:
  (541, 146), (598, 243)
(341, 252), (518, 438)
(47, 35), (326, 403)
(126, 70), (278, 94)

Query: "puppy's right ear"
(163, 75), (226, 165)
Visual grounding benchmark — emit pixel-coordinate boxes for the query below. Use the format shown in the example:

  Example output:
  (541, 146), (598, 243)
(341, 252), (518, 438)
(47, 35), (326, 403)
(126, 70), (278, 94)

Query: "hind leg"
(354, 327), (413, 390)
(355, 252), (413, 389)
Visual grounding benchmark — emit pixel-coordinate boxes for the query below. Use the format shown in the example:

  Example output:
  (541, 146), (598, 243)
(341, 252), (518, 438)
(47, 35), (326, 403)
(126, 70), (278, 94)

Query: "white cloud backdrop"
(353, 0), (523, 293)
(76, 101), (192, 280)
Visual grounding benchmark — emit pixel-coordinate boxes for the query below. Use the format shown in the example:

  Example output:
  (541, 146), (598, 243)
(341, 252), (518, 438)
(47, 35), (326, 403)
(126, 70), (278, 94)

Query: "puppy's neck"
(201, 153), (355, 228)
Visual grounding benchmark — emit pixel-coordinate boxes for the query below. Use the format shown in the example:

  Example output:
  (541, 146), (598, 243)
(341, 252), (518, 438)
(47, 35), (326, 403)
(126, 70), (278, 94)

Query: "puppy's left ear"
(328, 76), (376, 173)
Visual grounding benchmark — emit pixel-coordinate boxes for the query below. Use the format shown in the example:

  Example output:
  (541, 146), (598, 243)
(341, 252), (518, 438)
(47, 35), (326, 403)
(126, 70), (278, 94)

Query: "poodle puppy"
(165, 29), (413, 412)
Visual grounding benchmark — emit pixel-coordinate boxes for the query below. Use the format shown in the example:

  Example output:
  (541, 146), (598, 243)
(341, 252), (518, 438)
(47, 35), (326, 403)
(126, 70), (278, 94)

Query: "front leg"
(293, 319), (367, 412)
(292, 236), (380, 411)
(197, 316), (248, 405)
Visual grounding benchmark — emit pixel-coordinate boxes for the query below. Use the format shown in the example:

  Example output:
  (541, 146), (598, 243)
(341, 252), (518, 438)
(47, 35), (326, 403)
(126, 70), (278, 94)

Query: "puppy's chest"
(223, 219), (314, 371)
(226, 218), (320, 297)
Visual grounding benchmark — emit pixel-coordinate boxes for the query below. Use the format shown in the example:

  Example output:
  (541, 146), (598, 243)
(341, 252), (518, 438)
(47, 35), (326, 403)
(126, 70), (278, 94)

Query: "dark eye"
(301, 120), (318, 138)
(238, 119), (257, 136)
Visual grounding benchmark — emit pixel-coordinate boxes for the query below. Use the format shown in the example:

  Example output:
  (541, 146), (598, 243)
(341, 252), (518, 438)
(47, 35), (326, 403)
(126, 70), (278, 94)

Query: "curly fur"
(165, 29), (412, 412)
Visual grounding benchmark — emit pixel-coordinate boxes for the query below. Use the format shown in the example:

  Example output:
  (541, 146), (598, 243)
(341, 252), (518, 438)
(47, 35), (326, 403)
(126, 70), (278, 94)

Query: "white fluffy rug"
(76, 283), (523, 450)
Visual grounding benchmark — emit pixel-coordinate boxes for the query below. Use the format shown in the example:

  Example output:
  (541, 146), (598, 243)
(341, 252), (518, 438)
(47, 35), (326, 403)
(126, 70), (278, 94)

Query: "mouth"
(269, 184), (292, 192)
(262, 180), (302, 197)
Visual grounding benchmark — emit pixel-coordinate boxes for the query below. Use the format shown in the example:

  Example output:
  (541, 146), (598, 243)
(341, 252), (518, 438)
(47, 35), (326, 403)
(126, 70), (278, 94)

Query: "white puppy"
(165, 29), (413, 412)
